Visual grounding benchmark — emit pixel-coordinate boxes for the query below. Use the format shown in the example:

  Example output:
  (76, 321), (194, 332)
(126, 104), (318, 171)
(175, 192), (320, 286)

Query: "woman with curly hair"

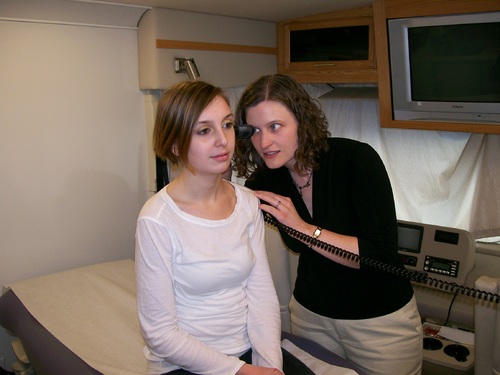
(232, 74), (422, 375)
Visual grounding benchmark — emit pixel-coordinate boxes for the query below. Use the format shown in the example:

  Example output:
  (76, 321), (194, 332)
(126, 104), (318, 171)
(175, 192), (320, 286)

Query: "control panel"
(423, 256), (459, 278)
(397, 220), (475, 289)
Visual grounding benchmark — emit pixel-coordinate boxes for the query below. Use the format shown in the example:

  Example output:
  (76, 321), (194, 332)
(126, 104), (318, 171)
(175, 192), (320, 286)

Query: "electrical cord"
(443, 289), (459, 327)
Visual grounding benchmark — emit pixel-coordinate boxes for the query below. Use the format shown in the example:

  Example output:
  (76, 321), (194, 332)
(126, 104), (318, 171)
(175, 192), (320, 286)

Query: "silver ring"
(275, 200), (281, 209)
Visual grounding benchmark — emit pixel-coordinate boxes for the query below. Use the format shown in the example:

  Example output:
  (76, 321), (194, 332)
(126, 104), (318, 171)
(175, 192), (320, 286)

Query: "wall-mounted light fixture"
(174, 58), (200, 80)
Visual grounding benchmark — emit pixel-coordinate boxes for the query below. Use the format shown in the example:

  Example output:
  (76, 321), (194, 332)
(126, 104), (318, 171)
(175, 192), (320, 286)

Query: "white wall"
(0, 19), (149, 284)
(0, 19), (149, 367)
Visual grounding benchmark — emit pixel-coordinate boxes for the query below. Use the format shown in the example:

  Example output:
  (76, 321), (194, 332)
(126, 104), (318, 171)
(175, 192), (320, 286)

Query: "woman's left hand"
(254, 190), (313, 236)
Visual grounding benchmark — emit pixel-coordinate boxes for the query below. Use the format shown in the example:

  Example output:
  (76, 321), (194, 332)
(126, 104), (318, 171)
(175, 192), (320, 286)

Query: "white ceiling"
(105, 0), (373, 22)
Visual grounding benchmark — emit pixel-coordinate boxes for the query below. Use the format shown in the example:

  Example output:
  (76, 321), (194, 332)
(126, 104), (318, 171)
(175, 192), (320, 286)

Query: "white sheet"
(9, 260), (148, 375)
(281, 339), (358, 375)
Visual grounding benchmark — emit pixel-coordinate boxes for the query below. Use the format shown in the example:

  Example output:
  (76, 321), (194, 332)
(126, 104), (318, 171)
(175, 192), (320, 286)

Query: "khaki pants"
(289, 295), (423, 375)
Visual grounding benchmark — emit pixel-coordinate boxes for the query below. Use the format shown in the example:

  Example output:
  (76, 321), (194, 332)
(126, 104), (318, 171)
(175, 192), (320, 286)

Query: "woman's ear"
(172, 144), (179, 156)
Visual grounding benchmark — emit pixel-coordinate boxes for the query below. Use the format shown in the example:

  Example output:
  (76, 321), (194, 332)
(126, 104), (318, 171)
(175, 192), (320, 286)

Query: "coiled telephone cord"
(264, 214), (500, 304)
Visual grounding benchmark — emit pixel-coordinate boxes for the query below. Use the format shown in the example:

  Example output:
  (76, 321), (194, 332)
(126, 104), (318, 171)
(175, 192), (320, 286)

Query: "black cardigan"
(246, 138), (414, 319)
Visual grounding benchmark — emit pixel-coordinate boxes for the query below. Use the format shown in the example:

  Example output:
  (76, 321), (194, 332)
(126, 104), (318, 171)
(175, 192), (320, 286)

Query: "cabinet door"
(283, 17), (374, 71)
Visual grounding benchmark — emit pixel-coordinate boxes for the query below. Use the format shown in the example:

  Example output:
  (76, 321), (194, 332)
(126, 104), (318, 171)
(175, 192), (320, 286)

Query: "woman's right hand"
(253, 190), (311, 236)
(254, 190), (360, 269)
(236, 363), (285, 375)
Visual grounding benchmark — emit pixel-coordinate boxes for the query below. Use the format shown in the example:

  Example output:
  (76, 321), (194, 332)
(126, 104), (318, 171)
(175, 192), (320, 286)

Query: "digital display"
(431, 260), (452, 272)
(398, 224), (423, 254)
(425, 256), (459, 277)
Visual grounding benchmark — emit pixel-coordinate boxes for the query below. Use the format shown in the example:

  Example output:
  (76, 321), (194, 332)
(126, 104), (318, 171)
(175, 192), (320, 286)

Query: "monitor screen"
(398, 224), (423, 253)
(407, 22), (500, 103)
(388, 11), (500, 124)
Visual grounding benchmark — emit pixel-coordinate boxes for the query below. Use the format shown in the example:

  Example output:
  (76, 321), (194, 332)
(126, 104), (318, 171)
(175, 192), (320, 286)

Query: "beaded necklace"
(289, 170), (312, 196)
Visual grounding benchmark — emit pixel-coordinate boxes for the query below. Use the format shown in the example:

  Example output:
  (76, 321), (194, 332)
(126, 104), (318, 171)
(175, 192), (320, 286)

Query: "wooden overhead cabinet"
(277, 6), (377, 83)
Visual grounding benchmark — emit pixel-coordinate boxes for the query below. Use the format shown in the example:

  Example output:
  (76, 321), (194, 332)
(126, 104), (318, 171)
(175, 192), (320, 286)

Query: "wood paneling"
(156, 39), (277, 55)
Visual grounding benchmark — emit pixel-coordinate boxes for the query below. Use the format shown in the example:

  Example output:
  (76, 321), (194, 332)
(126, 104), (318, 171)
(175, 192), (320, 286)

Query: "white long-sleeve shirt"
(135, 182), (283, 374)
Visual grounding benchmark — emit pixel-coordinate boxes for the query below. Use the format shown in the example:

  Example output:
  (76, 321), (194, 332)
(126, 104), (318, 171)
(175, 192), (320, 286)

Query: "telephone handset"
(263, 213), (500, 304)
